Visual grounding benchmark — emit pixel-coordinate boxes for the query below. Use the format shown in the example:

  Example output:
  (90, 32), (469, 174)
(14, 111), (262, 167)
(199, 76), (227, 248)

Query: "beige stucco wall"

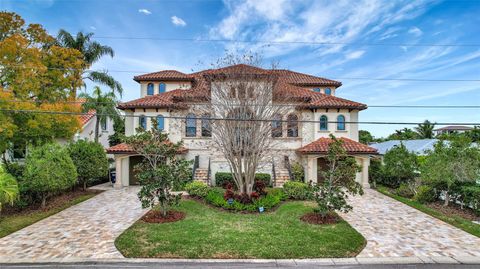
(75, 115), (114, 149)
(140, 81), (191, 97)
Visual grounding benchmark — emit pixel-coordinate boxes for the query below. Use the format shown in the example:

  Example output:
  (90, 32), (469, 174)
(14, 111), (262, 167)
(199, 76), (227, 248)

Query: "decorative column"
(114, 156), (123, 189)
(305, 156), (317, 184)
(361, 157), (370, 188)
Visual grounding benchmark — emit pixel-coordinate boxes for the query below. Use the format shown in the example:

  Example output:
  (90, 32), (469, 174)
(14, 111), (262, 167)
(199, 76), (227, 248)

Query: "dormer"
(312, 87), (336, 96)
(133, 70), (194, 97)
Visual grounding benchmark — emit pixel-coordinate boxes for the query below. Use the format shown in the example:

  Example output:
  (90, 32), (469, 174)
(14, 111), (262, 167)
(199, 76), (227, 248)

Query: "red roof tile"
(133, 70), (193, 82)
(122, 64), (366, 110)
(297, 137), (378, 155)
(106, 142), (188, 154)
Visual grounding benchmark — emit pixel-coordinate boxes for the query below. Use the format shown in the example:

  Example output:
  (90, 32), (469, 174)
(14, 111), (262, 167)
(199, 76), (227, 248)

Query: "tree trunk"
(83, 180), (87, 191)
(94, 116), (100, 143)
(444, 191), (450, 206)
(41, 193), (47, 209)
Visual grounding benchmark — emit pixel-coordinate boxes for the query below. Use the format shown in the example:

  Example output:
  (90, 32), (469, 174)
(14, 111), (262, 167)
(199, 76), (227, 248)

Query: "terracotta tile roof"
(106, 142), (188, 154)
(75, 98), (95, 126)
(133, 70), (193, 82)
(433, 125), (473, 131)
(297, 137), (378, 155)
(123, 64), (366, 110)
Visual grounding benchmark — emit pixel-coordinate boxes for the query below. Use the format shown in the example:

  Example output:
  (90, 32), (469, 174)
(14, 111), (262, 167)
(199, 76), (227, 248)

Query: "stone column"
(305, 156), (317, 184)
(114, 156), (123, 189)
(362, 157), (370, 188)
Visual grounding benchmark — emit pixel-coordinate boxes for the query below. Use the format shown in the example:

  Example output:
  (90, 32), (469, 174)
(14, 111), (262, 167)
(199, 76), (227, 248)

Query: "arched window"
(272, 114), (282, 137)
(320, 115), (328, 131)
(159, 83), (166, 93)
(201, 114), (211, 137)
(337, 115), (346, 130)
(101, 119), (107, 131)
(147, 83), (154, 95)
(313, 88), (321, 92)
(186, 113), (196, 137)
(325, 88), (332, 95)
(156, 115), (164, 131)
(139, 115), (147, 130)
(287, 114), (299, 137)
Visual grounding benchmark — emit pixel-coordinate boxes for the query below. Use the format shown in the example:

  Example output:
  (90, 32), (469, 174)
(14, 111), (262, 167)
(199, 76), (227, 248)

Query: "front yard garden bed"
(0, 189), (101, 238)
(115, 199), (366, 258)
(377, 185), (480, 238)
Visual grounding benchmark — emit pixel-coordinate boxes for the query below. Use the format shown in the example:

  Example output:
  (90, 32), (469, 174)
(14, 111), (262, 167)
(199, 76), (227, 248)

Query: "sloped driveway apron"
(339, 189), (480, 258)
(0, 186), (147, 260)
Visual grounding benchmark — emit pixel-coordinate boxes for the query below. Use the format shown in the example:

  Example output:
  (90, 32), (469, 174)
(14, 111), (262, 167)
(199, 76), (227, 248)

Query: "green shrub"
(283, 181), (312, 200)
(214, 172), (272, 188)
(185, 181), (209, 198)
(381, 144), (418, 188)
(461, 185), (480, 215)
(0, 165), (19, 213)
(396, 183), (414, 198)
(414, 185), (437, 203)
(368, 158), (382, 188)
(204, 187), (284, 212)
(68, 140), (109, 191)
(23, 143), (77, 208)
(290, 161), (304, 181)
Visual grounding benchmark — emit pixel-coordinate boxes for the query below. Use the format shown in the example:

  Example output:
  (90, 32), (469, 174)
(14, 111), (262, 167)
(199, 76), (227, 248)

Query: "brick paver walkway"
(0, 185), (147, 260)
(339, 189), (480, 258)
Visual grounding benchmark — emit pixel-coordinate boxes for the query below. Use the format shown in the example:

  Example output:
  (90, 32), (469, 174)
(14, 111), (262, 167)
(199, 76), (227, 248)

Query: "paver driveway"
(339, 189), (480, 258)
(0, 185), (147, 260)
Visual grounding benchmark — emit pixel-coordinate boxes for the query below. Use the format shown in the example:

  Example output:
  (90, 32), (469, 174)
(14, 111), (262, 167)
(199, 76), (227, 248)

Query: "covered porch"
(297, 137), (378, 187)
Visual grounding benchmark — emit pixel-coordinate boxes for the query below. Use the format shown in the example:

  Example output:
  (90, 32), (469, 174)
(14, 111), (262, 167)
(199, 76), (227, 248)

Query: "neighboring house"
(370, 139), (441, 156)
(107, 64), (378, 187)
(434, 125), (473, 136)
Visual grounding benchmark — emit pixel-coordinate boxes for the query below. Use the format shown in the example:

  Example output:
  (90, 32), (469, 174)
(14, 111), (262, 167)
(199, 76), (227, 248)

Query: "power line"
(90, 36), (480, 48)
(3, 99), (480, 109)
(5, 64), (480, 82)
(1, 108), (479, 126)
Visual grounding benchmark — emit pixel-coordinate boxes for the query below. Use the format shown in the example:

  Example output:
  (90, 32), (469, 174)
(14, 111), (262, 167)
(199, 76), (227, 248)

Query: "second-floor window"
(337, 115), (346, 130)
(313, 88), (321, 92)
(159, 83), (166, 93)
(147, 83), (154, 95)
(271, 114), (282, 137)
(325, 88), (332, 95)
(320, 115), (328, 131)
(139, 115), (147, 130)
(201, 114), (211, 137)
(287, 114), (298, 137)
(156, 115), (164, 131)
(101, 119), (107, 131)
(186, 113), (196, 137)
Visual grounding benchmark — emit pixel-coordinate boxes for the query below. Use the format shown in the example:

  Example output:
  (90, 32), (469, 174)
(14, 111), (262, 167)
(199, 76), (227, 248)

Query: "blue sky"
(4, 0), (480, 137)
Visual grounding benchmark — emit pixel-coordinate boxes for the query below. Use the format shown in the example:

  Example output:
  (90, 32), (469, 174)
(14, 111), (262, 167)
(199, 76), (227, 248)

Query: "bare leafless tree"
(200, 53), (289, 194)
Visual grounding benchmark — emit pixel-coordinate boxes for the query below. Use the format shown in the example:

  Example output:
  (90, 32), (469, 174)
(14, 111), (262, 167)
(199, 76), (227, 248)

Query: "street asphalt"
(1, 262), (479, 269)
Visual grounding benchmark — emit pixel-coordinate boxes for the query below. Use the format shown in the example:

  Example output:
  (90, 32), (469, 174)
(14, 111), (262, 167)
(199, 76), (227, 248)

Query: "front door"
(129, 156), (143, 185)
(317, 157), (329, 183)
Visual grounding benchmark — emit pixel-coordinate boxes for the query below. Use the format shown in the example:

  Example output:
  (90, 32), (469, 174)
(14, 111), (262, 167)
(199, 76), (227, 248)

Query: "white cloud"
(171, 16), (187, 27)
(408, 26), (423, 36)
(345, 50), (365, 60)
(90, 26), (96, 30)
(138, 9), (152, 15)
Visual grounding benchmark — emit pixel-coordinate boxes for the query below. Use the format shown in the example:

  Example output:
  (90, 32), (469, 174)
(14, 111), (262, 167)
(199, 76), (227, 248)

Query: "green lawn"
(377, 186), (480, 238)
(115, 200), (366, 258)
(0, 192), (98, 238)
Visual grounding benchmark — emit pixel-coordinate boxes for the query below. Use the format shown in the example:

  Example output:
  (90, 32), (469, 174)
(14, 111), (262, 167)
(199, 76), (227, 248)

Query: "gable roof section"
(297, 137), (378, 155)
(133, 70), (193, 82)
(123, 64), (366, 110)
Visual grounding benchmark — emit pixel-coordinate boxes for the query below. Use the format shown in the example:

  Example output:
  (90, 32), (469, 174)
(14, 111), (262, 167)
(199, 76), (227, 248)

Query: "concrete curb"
(0, 256), (479, 265)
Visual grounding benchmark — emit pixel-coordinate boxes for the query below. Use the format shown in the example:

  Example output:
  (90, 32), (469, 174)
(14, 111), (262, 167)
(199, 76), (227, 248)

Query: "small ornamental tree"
(0, 165), (19, 215)
(382, 143), (418, 188)
(23, 143), (77, 208)
(420, 137), (480, 206)
(313, 136), (362, 218)
(124, 121), (192, 217)
(68, 140), (109, 191)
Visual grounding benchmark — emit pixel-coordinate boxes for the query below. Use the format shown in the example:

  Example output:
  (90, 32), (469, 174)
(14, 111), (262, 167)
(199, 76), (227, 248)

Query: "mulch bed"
(300, 212), (339, 225)
(141, 210), (186, 223)
(427, 201), (479, 222)
(2, 189), (102, 216)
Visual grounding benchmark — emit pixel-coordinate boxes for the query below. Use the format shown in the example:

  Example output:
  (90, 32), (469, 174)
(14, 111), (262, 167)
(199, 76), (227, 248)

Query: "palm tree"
(415, 120), (436, 139)
(56, 30), (123, 97)
(79, 86), (119, 143)
(0, 166), (19, 216)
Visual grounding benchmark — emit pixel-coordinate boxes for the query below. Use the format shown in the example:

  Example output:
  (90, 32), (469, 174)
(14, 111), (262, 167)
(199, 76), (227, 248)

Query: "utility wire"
(2, 99), (480, 109)
(1, 108), (479, 126)
(4, 64), (480, 82)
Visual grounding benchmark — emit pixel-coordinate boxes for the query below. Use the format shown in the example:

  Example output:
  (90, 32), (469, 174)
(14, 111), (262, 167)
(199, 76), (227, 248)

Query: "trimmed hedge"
(461, 184), (480, 215)
(283, 181), (312, 200)
(204, 187), (284, 212)
(185, 181), (209, 198)
(214, 172), (272, 188)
